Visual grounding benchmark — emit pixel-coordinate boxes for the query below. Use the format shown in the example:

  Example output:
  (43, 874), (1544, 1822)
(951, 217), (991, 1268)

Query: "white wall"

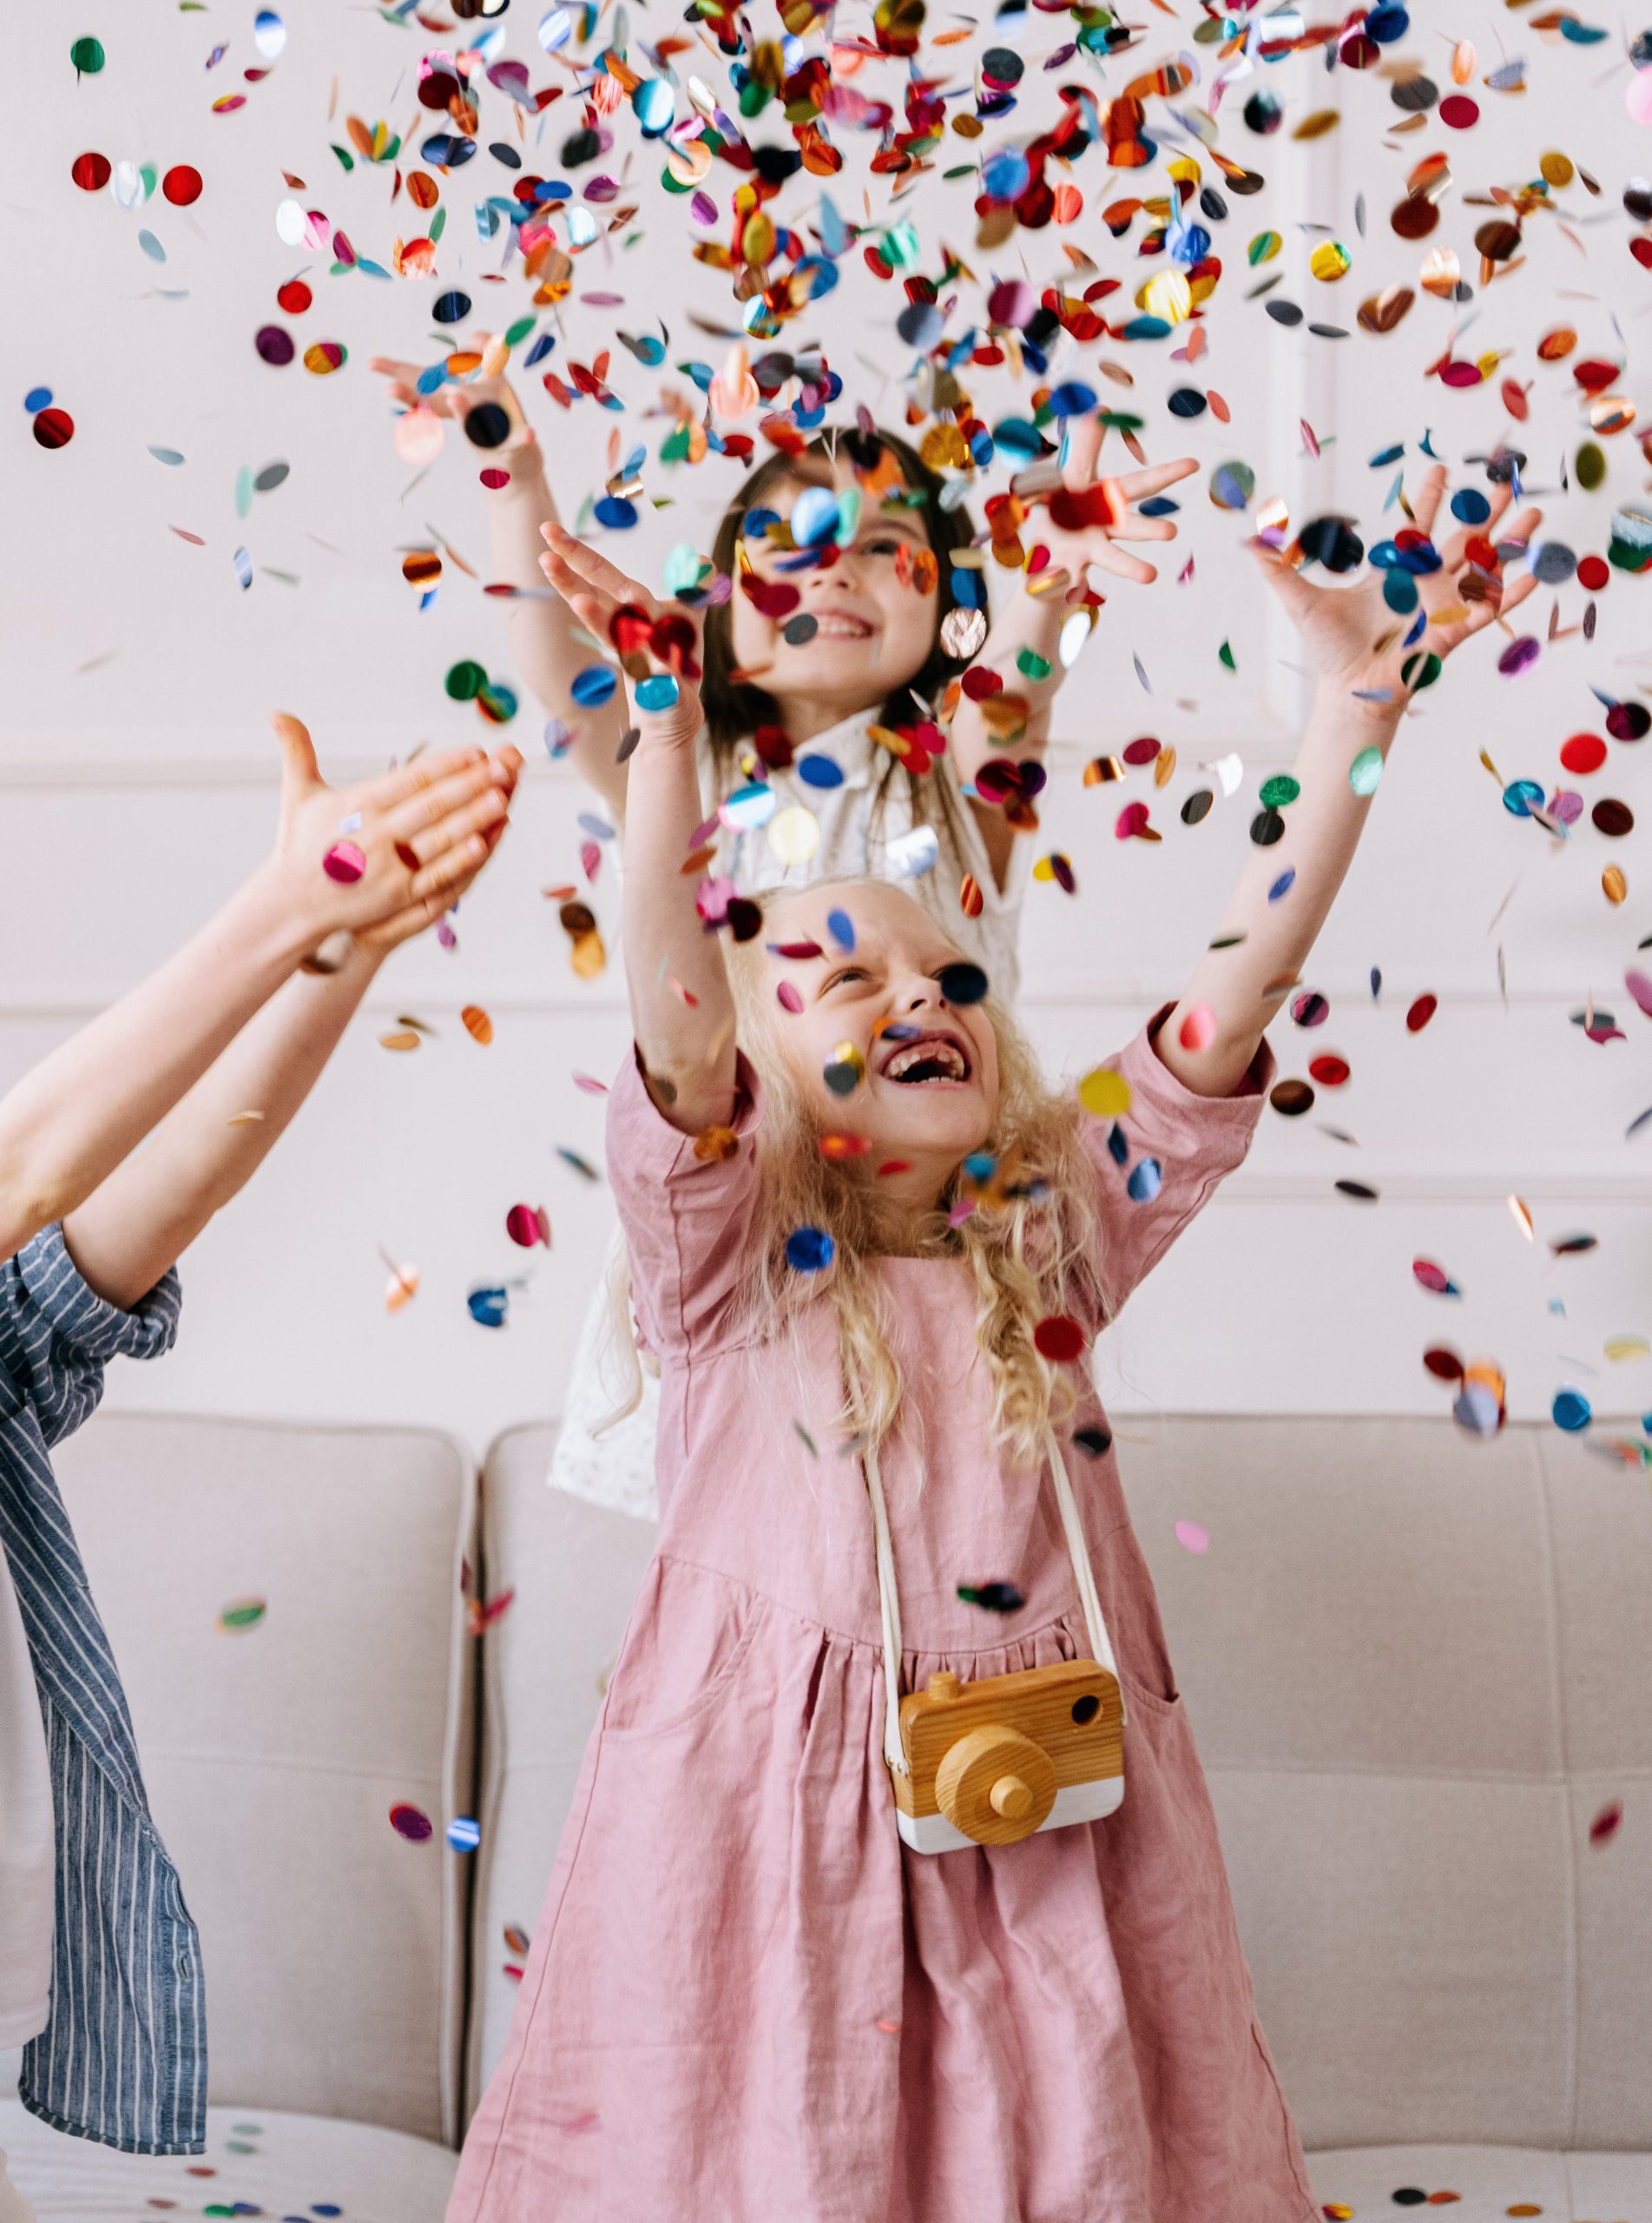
(5, 4), (1650, 1451)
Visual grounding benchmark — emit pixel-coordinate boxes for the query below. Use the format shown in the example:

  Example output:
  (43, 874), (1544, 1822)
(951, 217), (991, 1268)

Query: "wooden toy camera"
(890, 1658), (1125, 1855)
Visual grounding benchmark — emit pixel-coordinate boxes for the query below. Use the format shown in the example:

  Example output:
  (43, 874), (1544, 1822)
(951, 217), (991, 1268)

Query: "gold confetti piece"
(396, 1014), (438, 1037)
(1508, 1195), (1535, 1243)
(379, 1030), (423, 1053)
(1293, 109), (1340, 140)
(461, 1005), (494, 1046)
(1605, 1336), (1650, 1362)
(1451, 39), (1475, 82)
(227, 1110), (266, 1126)
(1603, 865), (1627, 904)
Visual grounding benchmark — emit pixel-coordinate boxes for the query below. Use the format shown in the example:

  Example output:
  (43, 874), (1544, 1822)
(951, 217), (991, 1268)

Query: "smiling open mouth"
(811, 614), (874, 640)
(881, 1032), (971, 1085)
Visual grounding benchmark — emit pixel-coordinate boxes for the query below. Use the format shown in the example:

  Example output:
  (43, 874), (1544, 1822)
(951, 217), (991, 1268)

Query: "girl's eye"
(827, 966), (869, 988)
(860, 537), (905, 557)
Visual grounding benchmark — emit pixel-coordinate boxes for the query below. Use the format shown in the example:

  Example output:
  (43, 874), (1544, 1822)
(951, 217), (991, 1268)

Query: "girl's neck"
(780, 694), (875, 748)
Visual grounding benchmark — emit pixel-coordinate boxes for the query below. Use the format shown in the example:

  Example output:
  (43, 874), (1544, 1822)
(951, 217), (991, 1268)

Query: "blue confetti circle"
(23, 386), (52, 414)
(570, 664), (618, 708)
(786, 1225), (835, 1274)
(826, 907), (855, 952)
(797, 752), (844, 789)
(635, 672), (680, 713)
(1450, 488), (1491, 525)
(446, 1816), (482, 1852)
(1551, 1388), (1592, 1433)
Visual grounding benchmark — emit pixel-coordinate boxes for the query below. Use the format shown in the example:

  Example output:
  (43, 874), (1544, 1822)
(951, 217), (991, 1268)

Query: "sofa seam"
(1532, 1435), (1582, 2149)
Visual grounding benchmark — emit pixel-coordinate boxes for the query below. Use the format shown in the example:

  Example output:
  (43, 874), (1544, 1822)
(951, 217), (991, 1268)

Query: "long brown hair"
(700, 426), (979, 839)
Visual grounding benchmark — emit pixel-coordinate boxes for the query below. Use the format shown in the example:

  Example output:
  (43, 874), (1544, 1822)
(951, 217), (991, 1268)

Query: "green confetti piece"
(216, 1600), (267, 1633)
(1349, 744), (1384, 796)
(503, 313), (536, 348)
(1017, 647), (1054, 681)
(1218, 638), (1236, 670)
(331, 143), (356, 172)
(1400, 649), (1442, 690)
(430, 204), (446, 245)
(234, 465), (253, 519)
(69, 35), (106, 73)
(1259, 774), (1300, 808)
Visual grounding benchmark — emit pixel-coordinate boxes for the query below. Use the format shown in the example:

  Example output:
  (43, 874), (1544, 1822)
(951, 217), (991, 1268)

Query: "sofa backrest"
(464, 1422), (657, 2116)
(468, 1413), (1652, 2154)
(32, 1413), (477, 2147)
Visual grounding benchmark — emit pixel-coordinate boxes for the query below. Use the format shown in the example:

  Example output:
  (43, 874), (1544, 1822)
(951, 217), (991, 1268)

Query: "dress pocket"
(600, 1553), (767, 1743)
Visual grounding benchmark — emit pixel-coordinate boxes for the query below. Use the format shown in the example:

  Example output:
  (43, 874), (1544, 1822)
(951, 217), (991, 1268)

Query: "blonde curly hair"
(602, 880), (1114, 1471)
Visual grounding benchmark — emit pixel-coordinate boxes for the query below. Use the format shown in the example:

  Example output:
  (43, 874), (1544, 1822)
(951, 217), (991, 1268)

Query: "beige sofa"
(3, 1410), (1650, 2220)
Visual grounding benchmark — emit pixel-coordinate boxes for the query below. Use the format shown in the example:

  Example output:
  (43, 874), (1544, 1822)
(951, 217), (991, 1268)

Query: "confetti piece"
(216, 1598), (267, 1634)
(389, 1803), (433, 1842)
(1174, 1520), (1209, 1554)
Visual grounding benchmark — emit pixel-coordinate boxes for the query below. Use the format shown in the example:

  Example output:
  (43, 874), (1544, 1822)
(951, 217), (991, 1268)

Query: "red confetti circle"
(1307, 1053), (1350, 1087)
(162, 163), (203, 206)
(71, 149), (111, 192)
(1438, 94), (1479, 129)
(1122, 736), (1161, 767)
(32, 407), (75, 451)
(276, 278), (313, 314)
(1033, 1315), (1087, 1364)
(1560, 732), (1607, 776)
(1422, 1346), (1464, 1382)
(1577, 554), (1609, 591)
(1405, 993), (1438, 1033)
(389, 1802), (433, 1842)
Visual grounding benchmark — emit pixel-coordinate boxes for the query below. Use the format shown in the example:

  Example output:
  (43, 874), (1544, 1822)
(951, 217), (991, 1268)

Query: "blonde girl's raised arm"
(544, 537), (738, 1138)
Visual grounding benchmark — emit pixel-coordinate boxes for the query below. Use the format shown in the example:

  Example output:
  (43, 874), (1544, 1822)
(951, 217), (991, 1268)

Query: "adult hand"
(267, 715), (520, 949)
(1250, 462), (1542, 704)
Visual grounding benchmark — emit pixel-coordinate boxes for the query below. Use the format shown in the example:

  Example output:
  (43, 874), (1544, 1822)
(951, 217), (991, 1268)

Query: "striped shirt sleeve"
(0, 1228), (180, 1448)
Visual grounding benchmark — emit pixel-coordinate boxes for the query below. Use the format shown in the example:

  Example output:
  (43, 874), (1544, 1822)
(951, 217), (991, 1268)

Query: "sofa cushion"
(1306, 2141), (1652, 2220)
(465, 1422), (655, 2115)
(49, 1414), (477, 2145)
(0, 2097), (456, 2220)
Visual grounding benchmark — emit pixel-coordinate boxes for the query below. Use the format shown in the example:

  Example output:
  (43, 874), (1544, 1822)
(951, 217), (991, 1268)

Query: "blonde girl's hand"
(1249, 462), (1543, 706)
(539, 523), (705, 749)
(1030, 418), (1200, 585)
(268, 716), (520, 948)
(367, 329), (537, 461)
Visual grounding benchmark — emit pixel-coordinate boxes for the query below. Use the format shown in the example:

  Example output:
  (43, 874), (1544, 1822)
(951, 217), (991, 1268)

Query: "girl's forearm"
(0, 864), (316, 1261)
(945, 578), (1070, 788)
(1155, 682), (1404, 1098)
(622, 728), (738, 1134)
(61, 943), (385, 1309)
(489, 453), (629, 815)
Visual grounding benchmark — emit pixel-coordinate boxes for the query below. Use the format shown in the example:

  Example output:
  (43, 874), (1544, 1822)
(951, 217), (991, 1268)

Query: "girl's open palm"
(368, 330), (536, 460)
(1037, 419), (1200, 585)
(1251, 463), (1542, 705)
(540, 524), (705, 745)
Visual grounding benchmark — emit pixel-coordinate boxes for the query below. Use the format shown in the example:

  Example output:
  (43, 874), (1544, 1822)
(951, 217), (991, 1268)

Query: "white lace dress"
(548, 708), (1030, 1516)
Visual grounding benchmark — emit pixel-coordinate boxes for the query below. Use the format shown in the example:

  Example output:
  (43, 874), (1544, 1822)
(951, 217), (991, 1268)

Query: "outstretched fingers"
(1408, 461), (1450, 538)
(541, 524), (652, 612)
(1115, 456), (1199, 502)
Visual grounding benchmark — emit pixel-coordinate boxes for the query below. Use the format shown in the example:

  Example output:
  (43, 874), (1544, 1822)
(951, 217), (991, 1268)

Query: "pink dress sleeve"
(604, 1045), (766, 1360)
(1078, 999), (1276, 1321)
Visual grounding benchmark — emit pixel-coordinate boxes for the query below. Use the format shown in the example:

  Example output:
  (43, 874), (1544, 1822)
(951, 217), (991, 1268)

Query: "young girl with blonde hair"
(368, 342), (1195, 1512)
(450, 464), (1539, 2220)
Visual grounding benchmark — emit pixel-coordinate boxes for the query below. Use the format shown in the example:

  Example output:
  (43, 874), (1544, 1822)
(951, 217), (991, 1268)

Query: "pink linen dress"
(450, 1001), (1320, 2223)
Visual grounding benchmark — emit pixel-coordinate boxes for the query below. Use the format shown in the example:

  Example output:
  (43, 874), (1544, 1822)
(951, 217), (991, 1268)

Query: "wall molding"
(0, 981), (1627, 1020)
(0, 724), (1306, 790)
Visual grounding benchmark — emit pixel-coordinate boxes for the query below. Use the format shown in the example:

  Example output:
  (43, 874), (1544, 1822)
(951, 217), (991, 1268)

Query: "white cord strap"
(863, 1425), (1127, 1778)
(861, 1439), (911, 1774)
